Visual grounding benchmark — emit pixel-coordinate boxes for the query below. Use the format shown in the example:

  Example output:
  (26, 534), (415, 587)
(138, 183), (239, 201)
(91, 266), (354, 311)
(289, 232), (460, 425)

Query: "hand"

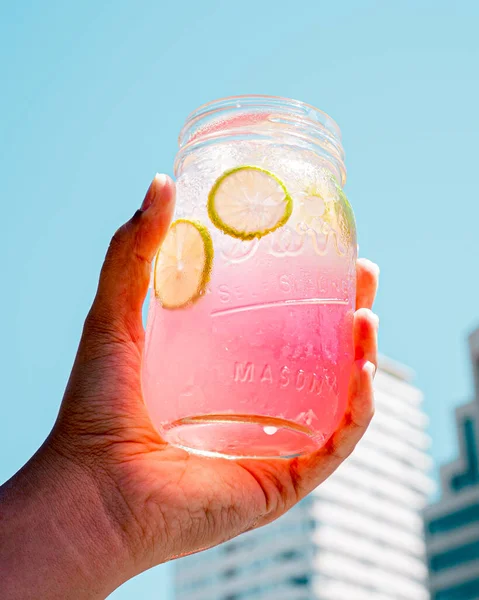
(0, 175), (379, 599)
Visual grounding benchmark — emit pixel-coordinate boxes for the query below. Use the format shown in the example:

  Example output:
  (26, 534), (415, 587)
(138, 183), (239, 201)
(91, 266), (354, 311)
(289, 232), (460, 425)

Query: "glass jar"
(143, 95), (356, 459)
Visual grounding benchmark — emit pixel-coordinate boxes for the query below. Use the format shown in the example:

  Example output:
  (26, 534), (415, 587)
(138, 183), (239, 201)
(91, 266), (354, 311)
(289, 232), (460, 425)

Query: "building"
(424, 327), (479, 600)
(176, 357), (433, 600)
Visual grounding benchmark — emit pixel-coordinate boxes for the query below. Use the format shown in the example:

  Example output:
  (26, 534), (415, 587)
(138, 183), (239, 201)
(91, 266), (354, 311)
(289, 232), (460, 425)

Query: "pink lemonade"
(143, 98), (356, 458)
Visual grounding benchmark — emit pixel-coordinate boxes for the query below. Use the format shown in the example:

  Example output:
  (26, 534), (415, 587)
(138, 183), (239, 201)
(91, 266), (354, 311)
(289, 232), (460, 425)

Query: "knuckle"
(83, 310), (114, 337)
(110, 223), (131, 249)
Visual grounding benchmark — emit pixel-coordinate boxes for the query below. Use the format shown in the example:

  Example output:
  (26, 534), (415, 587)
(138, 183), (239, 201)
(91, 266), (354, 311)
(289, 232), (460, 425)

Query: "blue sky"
(1, 1), (479, 597)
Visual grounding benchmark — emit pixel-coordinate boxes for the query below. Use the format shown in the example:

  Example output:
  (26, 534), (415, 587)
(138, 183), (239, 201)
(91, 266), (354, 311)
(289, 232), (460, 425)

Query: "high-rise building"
(424, 327), (479, 600)
(176, 357), (433, 600)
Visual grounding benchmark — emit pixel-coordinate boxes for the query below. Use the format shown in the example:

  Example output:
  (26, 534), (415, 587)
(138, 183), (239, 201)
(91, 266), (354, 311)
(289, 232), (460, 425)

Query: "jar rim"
(180, 94), (342, 145)
(177, 95), (346, 186)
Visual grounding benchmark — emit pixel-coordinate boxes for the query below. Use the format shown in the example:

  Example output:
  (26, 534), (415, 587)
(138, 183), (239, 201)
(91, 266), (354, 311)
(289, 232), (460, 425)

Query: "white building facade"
(176, 358), (433, 600)
(424, 328), (479, 600)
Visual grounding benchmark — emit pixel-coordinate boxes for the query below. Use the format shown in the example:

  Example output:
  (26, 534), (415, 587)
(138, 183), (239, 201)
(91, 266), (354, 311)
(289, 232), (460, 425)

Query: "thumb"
(85, 174), (176, 343)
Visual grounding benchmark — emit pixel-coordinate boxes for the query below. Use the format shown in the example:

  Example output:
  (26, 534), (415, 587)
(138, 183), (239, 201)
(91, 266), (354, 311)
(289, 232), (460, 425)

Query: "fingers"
(328, 355), (376, 454)
(356, 258), (379, 310)
(237, 261), (380, 526)
(323, 307), (378, 456)
(354, 307), (379, 366)
(289, 304), (379, 501)
(86, 174), (176, 337)
(349, 307), (379, 420)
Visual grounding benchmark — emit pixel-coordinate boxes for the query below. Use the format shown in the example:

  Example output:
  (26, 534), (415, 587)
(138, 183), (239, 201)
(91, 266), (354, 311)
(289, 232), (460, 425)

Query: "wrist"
(0, 442), (134, 599)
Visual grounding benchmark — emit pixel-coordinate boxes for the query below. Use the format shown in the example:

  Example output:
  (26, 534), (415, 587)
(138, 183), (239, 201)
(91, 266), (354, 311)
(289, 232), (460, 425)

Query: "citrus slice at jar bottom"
(208, 166), (292, 240)
(154, 219), (213, 309)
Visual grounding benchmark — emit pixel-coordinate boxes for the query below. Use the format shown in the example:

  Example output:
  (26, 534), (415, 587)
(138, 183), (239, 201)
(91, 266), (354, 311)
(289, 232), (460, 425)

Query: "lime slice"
(154, 219), (213, 309)
(208, 166), (292, 240)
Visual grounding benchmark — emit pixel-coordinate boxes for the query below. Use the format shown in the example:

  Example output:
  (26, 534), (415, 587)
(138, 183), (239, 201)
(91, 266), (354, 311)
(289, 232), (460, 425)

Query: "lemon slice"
(154, 219), (213, 309)
(208, 166), (292, 240)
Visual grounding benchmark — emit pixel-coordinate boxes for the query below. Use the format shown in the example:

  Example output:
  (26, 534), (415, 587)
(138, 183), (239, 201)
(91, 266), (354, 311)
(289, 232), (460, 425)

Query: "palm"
(116, 445), (269, 563)
(51, 175), (378, 574)
(57, 333), (297, 565)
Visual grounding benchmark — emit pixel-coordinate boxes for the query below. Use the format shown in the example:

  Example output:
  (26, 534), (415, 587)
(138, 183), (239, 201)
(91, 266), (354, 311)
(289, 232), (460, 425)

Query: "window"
(428, 503), (479, 536)
(289, 575), (310, 586)
(278, 549), (301, 561)
(222, 567), (237, 579)
(451, 419), (479, 492)
(435, 577), (479, 600)
(430, 538), (479, 572)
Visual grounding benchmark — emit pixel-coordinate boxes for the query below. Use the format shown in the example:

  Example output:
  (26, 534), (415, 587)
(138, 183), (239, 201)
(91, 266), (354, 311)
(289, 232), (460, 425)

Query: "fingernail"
(154, 173), (168, 187)
(141, 174), (167, 211)
(363, 361), (377, 379)
(372, 312), (380, 327)
(366, 259), (380, 277)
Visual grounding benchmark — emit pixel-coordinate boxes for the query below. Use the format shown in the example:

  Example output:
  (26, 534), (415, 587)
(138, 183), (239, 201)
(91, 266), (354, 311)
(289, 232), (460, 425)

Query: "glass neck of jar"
(174, 96), (346, 186)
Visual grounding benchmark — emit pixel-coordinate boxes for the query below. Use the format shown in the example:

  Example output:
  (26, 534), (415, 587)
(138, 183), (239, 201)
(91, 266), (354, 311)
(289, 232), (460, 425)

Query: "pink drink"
(143, 98), (356, 458)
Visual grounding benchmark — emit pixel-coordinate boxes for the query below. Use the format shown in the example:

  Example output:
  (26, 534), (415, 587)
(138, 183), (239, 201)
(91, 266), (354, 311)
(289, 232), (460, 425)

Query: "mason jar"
(143, 95), (357, 459)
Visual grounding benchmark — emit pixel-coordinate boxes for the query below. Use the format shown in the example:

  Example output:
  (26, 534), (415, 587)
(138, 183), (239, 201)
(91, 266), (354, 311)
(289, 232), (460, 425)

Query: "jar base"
(162, 414), (326, 459)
